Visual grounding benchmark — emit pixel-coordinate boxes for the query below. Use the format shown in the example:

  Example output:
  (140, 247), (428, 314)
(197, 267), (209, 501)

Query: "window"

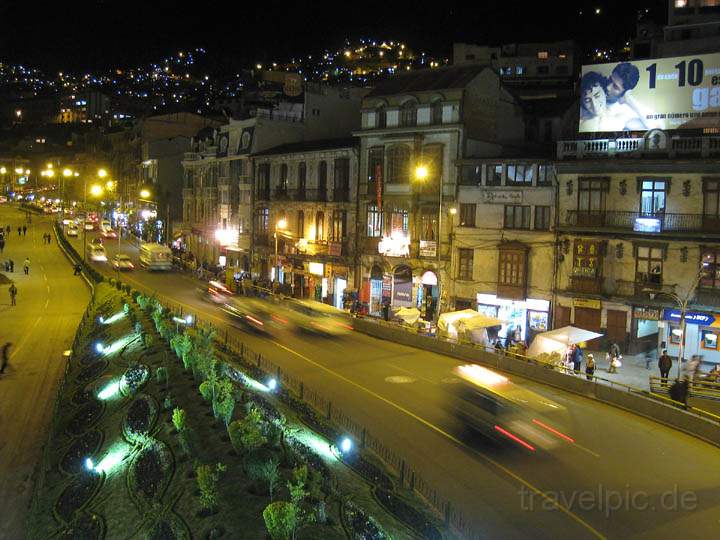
(556, 65), (569, 74)
(703, 179), (720, 218)
(334, 158), (350, 200)
(230, 159), (245, 180)
(366, 204), (383, 237)
(458, 249), (474, 280)
(504, 205), (531, 229)
(534, 206), (551, 230)
(460, 203), (476, 227)
(318, 161), (328, 198)
(674, 0), (687, 6)
(537, 51), (549, 59)
(257, 163), (270, 197)
(417, 144), (443, 191)
(431, 100), (443, 125)
(387, 145), (411, 184)
(376, 106), (386, 128)
(400, 100), (417, 127)
(419, 207), (437, 241)
(390, 208), (409, 235)
(578, 178), (609, 214)
(331, 210), (346, 241)
(297, 210), (305, 238)
(636, 245), (664, 284)
(507, 164), (533, 185)
(516, 65), (525, 75)
(297, 162), (306, 197)
(315, 211), (325, 240)
(498, 250), (527, 289)
(701, 249), (720, 289)
(278, 163), (288, 192)
(640, 179), (666, 215)
(486, 164), (502, 186)
(368, 147), (384, 186)
(255, 207), (269, 234)
(537, 165), (553, 185)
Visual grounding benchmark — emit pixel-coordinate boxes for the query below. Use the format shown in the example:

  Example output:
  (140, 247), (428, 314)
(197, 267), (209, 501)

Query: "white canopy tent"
(393, 307), (421, 326)
(438, 309), (503, 342)
(527, 326), (604, 358)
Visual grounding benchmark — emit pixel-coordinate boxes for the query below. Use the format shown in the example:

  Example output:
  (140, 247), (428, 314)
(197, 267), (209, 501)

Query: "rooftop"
(252, 137), (357, 157)
(365, 64), (490, 98)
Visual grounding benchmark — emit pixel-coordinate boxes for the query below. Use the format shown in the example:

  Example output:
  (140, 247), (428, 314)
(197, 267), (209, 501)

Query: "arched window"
(431, 100), (443, 125)
(386, 145), (411, 184)
(400, 100), (417, 127)
(376, 105), (386, 128)
(279, 163), (288, 193)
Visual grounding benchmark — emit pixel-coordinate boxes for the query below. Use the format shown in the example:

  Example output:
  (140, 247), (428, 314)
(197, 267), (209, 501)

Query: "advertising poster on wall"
(579, 53), (720, 133)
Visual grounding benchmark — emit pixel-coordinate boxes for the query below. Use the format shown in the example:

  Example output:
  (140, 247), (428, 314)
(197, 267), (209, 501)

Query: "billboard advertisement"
(579, 53), (720, 133)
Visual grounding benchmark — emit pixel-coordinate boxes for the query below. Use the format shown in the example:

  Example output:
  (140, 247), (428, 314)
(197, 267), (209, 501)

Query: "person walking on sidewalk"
(607, 342), (622, 374)
(585, 354), (596, 381)
(22, 225), (27, 236)
(8, 283), (17, 306)
(23, 258), (30, 275)
(658, 349), (673, 386)
(572, 344), (584, 374)
(0, 342), (11, 374)
(16, 226), (21, 237)
(0, 238), (4, 253)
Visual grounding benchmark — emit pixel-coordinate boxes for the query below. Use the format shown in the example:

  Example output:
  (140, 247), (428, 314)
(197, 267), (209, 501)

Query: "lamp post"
(274, 218), (287, 285)
(414, 164), (444, 319)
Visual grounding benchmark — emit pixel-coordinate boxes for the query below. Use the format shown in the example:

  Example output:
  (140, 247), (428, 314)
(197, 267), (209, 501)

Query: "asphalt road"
(71, 229), (720, 540)
(0, 206), (90, 540)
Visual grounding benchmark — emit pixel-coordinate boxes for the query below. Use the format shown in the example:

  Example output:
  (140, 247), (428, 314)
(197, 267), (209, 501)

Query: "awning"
(527, 326), (604, 357)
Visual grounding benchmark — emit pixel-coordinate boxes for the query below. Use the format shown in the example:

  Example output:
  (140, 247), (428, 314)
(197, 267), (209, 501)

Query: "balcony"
(563, 210), (719, 234)
(256, 188), (271, 201)
(331, 188), (350, 202)
(614, 279), (677, 298)
(557, 135), (720, 160)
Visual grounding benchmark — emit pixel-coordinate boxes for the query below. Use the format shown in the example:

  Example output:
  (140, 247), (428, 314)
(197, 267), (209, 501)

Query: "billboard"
(579, 53), (720, 133)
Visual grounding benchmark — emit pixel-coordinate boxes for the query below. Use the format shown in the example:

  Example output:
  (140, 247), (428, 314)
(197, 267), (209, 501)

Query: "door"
(574, 307), (602, 349)
(605, 309), (627, 350)
(555, 305), (571, 329)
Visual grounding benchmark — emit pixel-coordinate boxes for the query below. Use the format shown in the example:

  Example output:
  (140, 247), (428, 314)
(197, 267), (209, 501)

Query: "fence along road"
(70, 232), (720, 540)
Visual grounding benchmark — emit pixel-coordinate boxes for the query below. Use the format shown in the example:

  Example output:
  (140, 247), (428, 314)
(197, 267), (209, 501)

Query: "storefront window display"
(476, 294), (550, 344)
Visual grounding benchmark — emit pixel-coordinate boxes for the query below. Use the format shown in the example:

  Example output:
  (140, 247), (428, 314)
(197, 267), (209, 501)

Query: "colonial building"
(556, 134), (720, 361)
(354, 64), (526, 319)
(252, 138), (359, 307)
(453, 156), (556, 345)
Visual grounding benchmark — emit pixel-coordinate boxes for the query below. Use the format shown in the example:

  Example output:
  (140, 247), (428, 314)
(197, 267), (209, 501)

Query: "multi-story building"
(252, 138), (359, 306)
(453, 156), (557, 345)
(555, 134), (720, 362)
(354, 64), (526, 319)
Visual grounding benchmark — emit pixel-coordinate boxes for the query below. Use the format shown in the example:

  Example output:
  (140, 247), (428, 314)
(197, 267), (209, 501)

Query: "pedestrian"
(0, 342), (10, 374)
(0, 238), (4, 253)
(3, 261), (8, 272)
(8, 283), (17, 306)
(658, 349), (673, 386)
(669, 378), (689, 407)
(23, 258), (29, 275)
(17, 226), (21, 237)
(607, 342), (622, 373)
(585, 354), (596, 381)
(9, 259), (14, 272)
(572, 344), (584, 374)
(687, 355), (702, 383)
(22, 225), (26, 236)
(47, 233), (51, 244)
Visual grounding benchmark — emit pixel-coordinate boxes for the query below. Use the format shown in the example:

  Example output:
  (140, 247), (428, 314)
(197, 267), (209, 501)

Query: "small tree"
(156, 367), (168, 387)
(195, 462), (226, 512)
(260, 457), (280, 501)
(172, 407), (186, 432)
(227, 406), (266, 454)
(212, 378), (234, 423)
(144, 332), (154, 350)
(263, 502), (298, 540)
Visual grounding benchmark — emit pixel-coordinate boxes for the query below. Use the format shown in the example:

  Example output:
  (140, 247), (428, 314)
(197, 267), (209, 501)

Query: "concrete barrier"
(352, 317), (720, 447)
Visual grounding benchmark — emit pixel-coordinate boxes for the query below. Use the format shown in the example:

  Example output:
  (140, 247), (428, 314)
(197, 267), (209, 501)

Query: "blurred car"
(197, 280), (233, 304)
(111, 254), (134, 270)
(83, 221), (95, 231)
(284, 299), (352, 336)
(452, 364), (570, 453)
(101, 228), (118, 238)
(66, 223), (79, 237)
(86, 243), (107, 262)
(221, 297), (274, 332)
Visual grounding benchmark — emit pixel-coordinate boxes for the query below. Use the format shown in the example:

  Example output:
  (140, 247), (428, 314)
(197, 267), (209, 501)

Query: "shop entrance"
(417, 270), (438, 321)
(334, 277), (347, 309)
(606, 309), (628, 350)
(574, 307), (602, 349)
(369, 264), (384, 316)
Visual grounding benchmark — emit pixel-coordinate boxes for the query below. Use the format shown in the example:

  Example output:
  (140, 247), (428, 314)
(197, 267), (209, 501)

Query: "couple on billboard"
(579, 62), (660, 133)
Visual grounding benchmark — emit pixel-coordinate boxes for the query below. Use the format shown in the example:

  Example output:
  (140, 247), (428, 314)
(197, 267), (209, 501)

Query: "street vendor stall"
(438, 309), (503, 343)
(527, 325), (604, 365)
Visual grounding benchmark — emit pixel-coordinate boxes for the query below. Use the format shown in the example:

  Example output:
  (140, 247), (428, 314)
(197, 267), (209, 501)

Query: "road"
(0, 206), (90, 540)
(71, 229), (720, 540)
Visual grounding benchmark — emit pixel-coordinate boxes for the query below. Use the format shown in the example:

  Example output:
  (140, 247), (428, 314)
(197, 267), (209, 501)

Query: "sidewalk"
(0, 206), (90, 540)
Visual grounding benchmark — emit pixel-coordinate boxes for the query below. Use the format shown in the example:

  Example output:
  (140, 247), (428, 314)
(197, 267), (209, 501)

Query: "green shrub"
(144, 332), (154, 350)
(137, 295), (150, 311)
(123, 302), (130, 314)
(199, 380), (214, 402)
(215, 394), (235, 427)
(195, 462), (226, 511)
(172, 407), (186, 432)
(156, 367), (168, 386)
(227, 420), (244, 454)
(263, 501), (298, 540)
(227, 408), (266, 454)
(260, 457), (280, 501)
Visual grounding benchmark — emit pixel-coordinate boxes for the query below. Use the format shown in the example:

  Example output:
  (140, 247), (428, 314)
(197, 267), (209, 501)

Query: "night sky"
(1, 0), (667, 73)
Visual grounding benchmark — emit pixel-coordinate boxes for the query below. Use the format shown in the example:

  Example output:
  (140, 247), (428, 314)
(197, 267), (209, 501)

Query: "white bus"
(139, 243), (172, 271)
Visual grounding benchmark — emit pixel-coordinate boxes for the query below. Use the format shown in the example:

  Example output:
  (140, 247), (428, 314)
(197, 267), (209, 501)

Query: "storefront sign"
(662, 308), (717, 326)
(572, 240), (600, 278)
(573, 298), (601, 310)
(382, 273), (392, 300)
(378, 232), (410, 257)
(393, 280), (413, 305)
(419, 240), (437, 258)
(481, 190), (523, 204)
(634, 306), (661, 320)
(328, 242), (342, 257)
(308, 262), (324, 276)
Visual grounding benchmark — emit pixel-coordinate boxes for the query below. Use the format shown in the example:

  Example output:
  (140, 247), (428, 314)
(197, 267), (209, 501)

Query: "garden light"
(102, 311), (126, 325)
(185, 314), (194, 325)
(340, 437), (353, 454)
(97, 380), (121, 401)
(94, 442), (132, 474)
(98, 316), (105, 324)
(268, 378), (277, 391)
(85, 458), (94, 471)
(95, 342), (105, 354)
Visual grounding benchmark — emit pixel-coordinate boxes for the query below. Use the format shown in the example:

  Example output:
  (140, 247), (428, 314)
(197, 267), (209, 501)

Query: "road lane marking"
(387, 362), (437, 385)
(270, 341), (606, 540)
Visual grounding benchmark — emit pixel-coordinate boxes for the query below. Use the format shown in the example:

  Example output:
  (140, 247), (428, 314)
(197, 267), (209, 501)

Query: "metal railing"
(564, 210), (711, 233)
(650, 375), (720, 401)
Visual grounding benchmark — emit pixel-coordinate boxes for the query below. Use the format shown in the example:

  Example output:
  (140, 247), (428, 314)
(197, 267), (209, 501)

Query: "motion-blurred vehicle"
(197, 280), (233, 304)
(139, 243), (172, 271)
(100, 219), (111, 231)
(111, 254), (134, 270)
(83, 220), (95, 231)
(66, 223), (79, 237)
(452, 364), (570, 452)
(101, 228), (118, 238)
(284, 299), (352, 336)
(221, 297), (274, 332)
(86, 243), (107, 262)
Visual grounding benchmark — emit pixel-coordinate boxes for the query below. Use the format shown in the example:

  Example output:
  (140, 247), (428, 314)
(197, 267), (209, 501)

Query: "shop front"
(631, 306), (662, 353)
(392, 265), (414, 308)
(661, 308), (720, 365)
(416, 270), (439, 321)
(476, 293), (550, 345)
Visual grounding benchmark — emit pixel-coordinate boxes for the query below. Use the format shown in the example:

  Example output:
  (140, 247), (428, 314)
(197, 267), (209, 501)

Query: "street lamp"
(274, 218), (287, 285)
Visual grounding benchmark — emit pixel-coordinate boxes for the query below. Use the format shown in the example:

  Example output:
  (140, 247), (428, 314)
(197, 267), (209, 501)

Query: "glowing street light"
(414, 165), (429, 181)
(97, 168), (108, 178)
(14, 167), (23, 174)
(63, 168), (73, 178)
(0, 167), (6, 174)
(139, 189), (151, 199)
(90, 184), (104, 197)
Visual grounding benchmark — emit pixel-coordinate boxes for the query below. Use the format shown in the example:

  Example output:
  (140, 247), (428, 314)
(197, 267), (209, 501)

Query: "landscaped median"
(32, 231), (459, 539)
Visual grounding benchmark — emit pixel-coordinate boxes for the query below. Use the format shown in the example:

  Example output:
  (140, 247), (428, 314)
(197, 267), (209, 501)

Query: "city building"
(252, 137), (358, 306)
(555, 133), (720, 361)
(354, 63), (526, 319)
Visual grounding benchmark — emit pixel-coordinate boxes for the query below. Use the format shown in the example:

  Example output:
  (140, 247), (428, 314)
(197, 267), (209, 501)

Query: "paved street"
(0, 206), (90, 540)
(66, 230), (720, 540)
